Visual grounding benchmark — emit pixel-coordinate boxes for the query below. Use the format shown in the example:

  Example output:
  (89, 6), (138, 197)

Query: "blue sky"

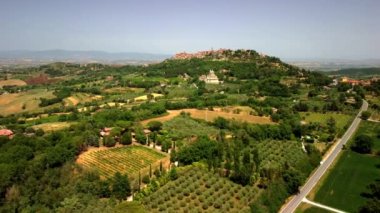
(0, 0), (379, 59)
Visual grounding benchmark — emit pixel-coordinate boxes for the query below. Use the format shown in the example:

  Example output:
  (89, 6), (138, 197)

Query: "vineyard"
(141, 165), (259, 213)
(77, 146), (167, 178)
(253, 140), (308, 170)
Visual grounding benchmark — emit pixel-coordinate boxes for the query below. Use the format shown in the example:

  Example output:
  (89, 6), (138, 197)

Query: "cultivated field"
(134, 93), (164, 102)
(309, 121), (380, 212)
(32, 122), (73, 132)
(104, 87), (145, 94)
(141, 107), (274, 126)
(141, 165), (258, 213)
(77, 146), (167, 178)
(255, 140), (307, 170)
(0, 89), (55, 115)
(299, 112), (353, 130)
(162, 116), (219, 139)
(64, 93), (102, 106)
(0, 79), (27, 88)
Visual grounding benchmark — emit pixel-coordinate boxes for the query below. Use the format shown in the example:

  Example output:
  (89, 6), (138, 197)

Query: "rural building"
(199, 70), (221, 84)
(100, 127), (112, 137)
(340, 76), (372, 86)
(0, 129), (14, 139)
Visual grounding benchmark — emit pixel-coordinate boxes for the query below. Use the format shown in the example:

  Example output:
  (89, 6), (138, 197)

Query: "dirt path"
(66, 96), (79, 106)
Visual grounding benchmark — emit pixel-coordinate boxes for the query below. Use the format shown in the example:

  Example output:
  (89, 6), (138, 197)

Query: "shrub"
(202, 203), (208, 210)
(142, 175), (150, 184)
(195, 189), (202, 195)
(351, 134), (374, 154)
(158, 205), (165, 211)
(157, 198), (164, 205)
(190, 193), (197, 200)
(169, 167), (178, 180)
(120, 131), (132, 145)
(178, 194), (184, 200)
(103, 136), (116, 147)
(214, 200), (222, 209)
(183, 189), (190, 196)
(361, 111), (371, 120)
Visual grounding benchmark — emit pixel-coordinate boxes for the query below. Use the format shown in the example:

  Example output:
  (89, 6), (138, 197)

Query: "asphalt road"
(280, 100), (368, 213)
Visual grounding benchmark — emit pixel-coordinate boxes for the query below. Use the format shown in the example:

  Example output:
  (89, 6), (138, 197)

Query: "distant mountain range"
(285, 58), (380, 71)
(0, 50), (171, 66)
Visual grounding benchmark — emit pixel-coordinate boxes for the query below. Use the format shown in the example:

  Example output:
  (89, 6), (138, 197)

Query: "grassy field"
(104, 87), (145, 94)
(134, 93), (164, 102)
(162, 115), (219, 140)
(76, 146), (167, 178)
(63, 93), (102, 106)
(0, 79), (27, 88)
(140, 165), (258, 213)
(141, 107), (274, 126)
(295, 203), (332, 213)
(299, 112), (353, 130)
(32, 122), (73, 132)
(0, 89), (55, 115)
(309, 121), (380, 212)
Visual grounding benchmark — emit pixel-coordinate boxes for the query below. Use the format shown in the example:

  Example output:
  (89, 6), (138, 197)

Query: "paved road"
(280, 100), (368, 213)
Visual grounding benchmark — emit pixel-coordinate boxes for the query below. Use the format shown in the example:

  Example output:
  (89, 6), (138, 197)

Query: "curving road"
(280, 100), (368, 213)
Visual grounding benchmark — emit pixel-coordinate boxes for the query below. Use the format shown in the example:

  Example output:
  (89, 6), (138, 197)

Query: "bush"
(183, 189), (190, 196)
(178, 194), (184, 200)
(120, 131), (132, 145)
(202, 203), (208, 210)
(103, 136), (116, 147)
(214, 200), (222, 209)
(351, 134), (374, 154)
(169, 167), (178, 180)
(361, 111), (371, 120)
(142, 175), (150, 184)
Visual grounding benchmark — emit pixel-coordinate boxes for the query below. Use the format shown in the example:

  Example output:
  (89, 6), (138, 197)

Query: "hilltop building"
(199, 70), (221, 84)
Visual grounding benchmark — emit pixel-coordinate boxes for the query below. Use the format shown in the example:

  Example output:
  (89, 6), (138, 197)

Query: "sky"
(0, 0), (379, 59)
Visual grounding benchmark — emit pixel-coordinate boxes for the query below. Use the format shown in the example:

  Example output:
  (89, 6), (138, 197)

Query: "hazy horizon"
(1, 0), (380, 60)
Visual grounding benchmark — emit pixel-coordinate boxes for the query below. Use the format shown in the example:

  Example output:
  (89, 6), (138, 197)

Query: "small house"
(100, 127), (112, 137)
(0, 129), (14, 139)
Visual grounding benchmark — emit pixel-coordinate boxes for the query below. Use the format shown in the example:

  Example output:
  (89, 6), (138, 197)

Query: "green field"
(295, 203), (332, 213)
(162, 115), (219, 140)
(299, 112), (353, 130)
(355, 121), (380, 151)
(0, 89), (55, 115)
(310, 121), (380, 212)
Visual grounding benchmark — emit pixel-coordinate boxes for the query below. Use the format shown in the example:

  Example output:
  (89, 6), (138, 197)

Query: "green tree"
(168, 167), (178, 180)
(120, 131), (132, 145)
(134, 127), (146, 145)
(283, 168), (303, 194)
(111, 172), (131, 200)
(361, 111), (371, 120)
(351, 134), (373, 154)
(103, 136), (116, 147)
(147, 121), (163, 132)
(326, 117), (336, 135)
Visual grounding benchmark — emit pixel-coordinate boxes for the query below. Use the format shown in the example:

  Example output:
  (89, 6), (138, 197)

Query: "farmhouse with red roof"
(0, 129), (14, 139)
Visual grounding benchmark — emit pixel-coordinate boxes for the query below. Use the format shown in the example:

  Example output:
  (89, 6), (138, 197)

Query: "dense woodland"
(0, 49), (379, 212)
